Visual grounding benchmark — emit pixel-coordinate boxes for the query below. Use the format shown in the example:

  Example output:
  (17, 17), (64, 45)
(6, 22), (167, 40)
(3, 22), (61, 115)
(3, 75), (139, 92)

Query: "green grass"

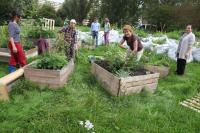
(0, 64), (8, 78)
(77, 25), (91, 32)
(152, 38), (167, 45)
(0, 45), (200, 133)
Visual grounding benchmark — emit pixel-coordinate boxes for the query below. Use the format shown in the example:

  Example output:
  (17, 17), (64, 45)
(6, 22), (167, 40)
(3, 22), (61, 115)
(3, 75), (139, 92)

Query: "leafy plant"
(166, 31), (182, 40)
(152, 38), (167, 45)
(27, 29), (56, 38)
(33, 53), (68, 70)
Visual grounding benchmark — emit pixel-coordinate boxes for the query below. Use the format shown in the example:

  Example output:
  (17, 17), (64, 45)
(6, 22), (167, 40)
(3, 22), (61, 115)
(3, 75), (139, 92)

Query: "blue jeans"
(92, 31), (99, 47)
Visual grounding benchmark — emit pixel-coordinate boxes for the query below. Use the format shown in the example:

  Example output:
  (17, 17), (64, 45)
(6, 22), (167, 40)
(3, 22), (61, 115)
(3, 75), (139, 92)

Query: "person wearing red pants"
(8, 10), (27, 73)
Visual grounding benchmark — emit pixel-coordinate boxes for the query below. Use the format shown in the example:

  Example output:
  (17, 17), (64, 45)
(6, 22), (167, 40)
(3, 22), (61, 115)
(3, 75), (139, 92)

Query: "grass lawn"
(0, 63), (8, 78)
(0, 46), (200, 133)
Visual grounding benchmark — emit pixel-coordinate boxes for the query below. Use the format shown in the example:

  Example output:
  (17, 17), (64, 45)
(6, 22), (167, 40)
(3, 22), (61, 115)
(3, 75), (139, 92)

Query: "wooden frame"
(0, 47), (38, 63)
(24, 60), (74, 88)
(91, 62), (160, 96)
(144, 65), (170, 77)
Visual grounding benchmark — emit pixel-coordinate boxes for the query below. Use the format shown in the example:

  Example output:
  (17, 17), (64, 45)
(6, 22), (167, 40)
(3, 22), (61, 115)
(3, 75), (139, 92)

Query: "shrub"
(166, 31), (182, 40)
(28, 29), (56, 38)
(135, 29), (149, 38)
(33, 53), (67, 70)
(152, 38), (167, 45)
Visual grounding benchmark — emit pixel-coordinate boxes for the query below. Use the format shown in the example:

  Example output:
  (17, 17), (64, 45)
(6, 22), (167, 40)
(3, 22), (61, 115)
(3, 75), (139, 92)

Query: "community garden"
(1, 0), (200, 132)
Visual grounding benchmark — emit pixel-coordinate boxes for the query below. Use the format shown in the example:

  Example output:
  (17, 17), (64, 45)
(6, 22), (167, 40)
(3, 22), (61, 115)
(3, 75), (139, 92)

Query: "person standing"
(59, 19), (78, 61)
(36, 33), (49, 55)
(8, 10), (27, 73)
(104, 18), (111, 45)
(91, 17), (100, 47)
(119, 25), (144, 61)
(176, 25), (195, 75)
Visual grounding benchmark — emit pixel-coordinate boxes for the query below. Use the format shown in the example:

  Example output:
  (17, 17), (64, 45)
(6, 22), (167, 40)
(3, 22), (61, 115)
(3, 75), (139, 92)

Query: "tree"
(38, 3), (57, 19)
(100, 0), (141, 27)
(59, 0), (93, 23)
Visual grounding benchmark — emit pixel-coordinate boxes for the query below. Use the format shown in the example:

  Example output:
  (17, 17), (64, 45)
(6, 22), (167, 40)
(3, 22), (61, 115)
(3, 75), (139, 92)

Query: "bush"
(33, 53), (68, 70)
(166, 31), (182, 40)
(135, 29), (149, 38)
(152, 38), (167, 45)
(28, 29), (56, 38)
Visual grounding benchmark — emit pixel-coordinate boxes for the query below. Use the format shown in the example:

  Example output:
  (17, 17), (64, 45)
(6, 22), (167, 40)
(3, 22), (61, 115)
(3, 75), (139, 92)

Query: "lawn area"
(0, 64), (8, 78)
(0, 46), (200, 133)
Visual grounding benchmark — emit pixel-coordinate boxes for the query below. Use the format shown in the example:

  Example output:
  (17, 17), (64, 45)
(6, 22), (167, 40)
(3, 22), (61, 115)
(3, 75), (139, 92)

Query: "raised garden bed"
(24, 60), (74, 88)
(144, 65), (170, 77)
(91, 62), (160, 96)
(0, 47), (38, 63)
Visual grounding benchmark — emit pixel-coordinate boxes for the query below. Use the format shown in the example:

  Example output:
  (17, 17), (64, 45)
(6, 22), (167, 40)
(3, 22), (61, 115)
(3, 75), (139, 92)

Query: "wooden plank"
(91, 62), (120, 96)
(24, 61), (74, 89)
(119, 82), (158, 96)
(0, 85), (9, 101)
(0, 48), (9, 53)
(180, 102), (200, 113)
(144, 65), (169, 77)
(121, 78), (158, 88)
(121, 73), (160, 83)
(182, 101), (200, 110)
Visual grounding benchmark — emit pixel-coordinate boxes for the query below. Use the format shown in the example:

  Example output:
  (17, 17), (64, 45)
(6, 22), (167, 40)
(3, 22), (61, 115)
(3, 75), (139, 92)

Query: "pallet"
(24, 60), (74, 88)
(91, 62), (160, 96)
(180, 94), (200, 113)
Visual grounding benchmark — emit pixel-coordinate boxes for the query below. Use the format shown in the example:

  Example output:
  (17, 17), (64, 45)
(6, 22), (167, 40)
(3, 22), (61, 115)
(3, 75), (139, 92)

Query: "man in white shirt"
(91, 17), (100, 47)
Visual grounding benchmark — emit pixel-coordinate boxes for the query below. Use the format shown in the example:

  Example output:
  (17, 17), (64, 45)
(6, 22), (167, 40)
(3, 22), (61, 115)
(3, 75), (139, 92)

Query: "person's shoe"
(8, 65), (16, 73)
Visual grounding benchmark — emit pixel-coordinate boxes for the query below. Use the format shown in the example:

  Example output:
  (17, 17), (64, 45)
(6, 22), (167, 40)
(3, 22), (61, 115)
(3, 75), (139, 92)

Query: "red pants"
(8, 42), (27, 67)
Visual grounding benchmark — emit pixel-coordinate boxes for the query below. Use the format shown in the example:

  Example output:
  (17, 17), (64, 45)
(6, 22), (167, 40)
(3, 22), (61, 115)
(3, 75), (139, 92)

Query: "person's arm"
(98, 23), (100, 32)
(8, 23), (17, 53)
(186, 35), (195, 57)
(119, 38), (126, 49)
(59, 27), (66, 33)
(133, 40), (138, 53)
(108, 23), (111, 31)
(91, 23), (93, 33)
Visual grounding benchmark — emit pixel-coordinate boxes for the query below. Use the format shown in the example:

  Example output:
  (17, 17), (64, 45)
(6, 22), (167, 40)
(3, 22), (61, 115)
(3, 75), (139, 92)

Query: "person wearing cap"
(119, 25), (144, 61)
(91, 17), (100, 47)
(8, 10), (27, 73)
(176, 25), (195, 75)
(104, 18), (111, 45)
(59, 19), (77, 61)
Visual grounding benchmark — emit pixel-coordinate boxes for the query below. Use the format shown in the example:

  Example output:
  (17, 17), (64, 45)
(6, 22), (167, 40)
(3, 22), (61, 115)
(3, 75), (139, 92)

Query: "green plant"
(34, 53), (68, 70)
(0, 26), (8, 48)
(166, 31), (182, 40)
(135, 29), (149, 38)
(27, 29), (56, 38)
(152, 31), (164, 37)
(152, 38), (167, 45)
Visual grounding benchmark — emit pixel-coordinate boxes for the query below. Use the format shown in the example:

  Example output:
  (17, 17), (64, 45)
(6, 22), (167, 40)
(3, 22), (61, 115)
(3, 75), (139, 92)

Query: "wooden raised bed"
(91, 62), (160, 96)
(0, 47), (38, 63)
(24, 60), (74, 88)
(144, 65), (170, 77)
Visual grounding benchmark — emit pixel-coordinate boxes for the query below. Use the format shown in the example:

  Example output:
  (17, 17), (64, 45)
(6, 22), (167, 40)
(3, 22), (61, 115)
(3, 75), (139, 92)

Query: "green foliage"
(77, 25), (90, 32)
(1, 45), (200, 132)
(166, 31), (181, 40)
(152, 38), (167, 45)
(34, 53), (68, 70)
(0, 26), (8, 48)
(53, 34), (67, 53)
(103, 45), (144, 76)
(135, 29), (149, 38)
(0, 64), (8, 77)
(141, 50), (173, 67)
(38, 3), (56, 19)
(27, 29), (56, 38)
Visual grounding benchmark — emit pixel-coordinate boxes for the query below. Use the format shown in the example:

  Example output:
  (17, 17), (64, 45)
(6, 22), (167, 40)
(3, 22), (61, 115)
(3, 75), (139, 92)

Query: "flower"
(79, 121), (84, 126)
(85, 120), (94, 130)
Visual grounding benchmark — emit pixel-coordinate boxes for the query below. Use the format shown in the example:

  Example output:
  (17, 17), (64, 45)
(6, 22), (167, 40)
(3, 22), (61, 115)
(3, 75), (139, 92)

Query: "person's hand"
(13, 46), (18, 53)
(186, 52), (190, 58)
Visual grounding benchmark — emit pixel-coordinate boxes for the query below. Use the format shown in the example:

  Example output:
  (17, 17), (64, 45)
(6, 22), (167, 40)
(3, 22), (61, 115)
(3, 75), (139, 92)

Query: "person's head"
(186, 25), (192, 33)
(123, 25), (133, 37)
(94, 17), (98, 22)
(105, 18), (109, 23)
(11, 10), (21, 23)
(69, 19), (76, 28)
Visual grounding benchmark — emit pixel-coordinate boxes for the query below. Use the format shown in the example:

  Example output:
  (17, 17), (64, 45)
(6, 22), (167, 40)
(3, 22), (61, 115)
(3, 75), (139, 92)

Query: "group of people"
(7, 10), (196, 76)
